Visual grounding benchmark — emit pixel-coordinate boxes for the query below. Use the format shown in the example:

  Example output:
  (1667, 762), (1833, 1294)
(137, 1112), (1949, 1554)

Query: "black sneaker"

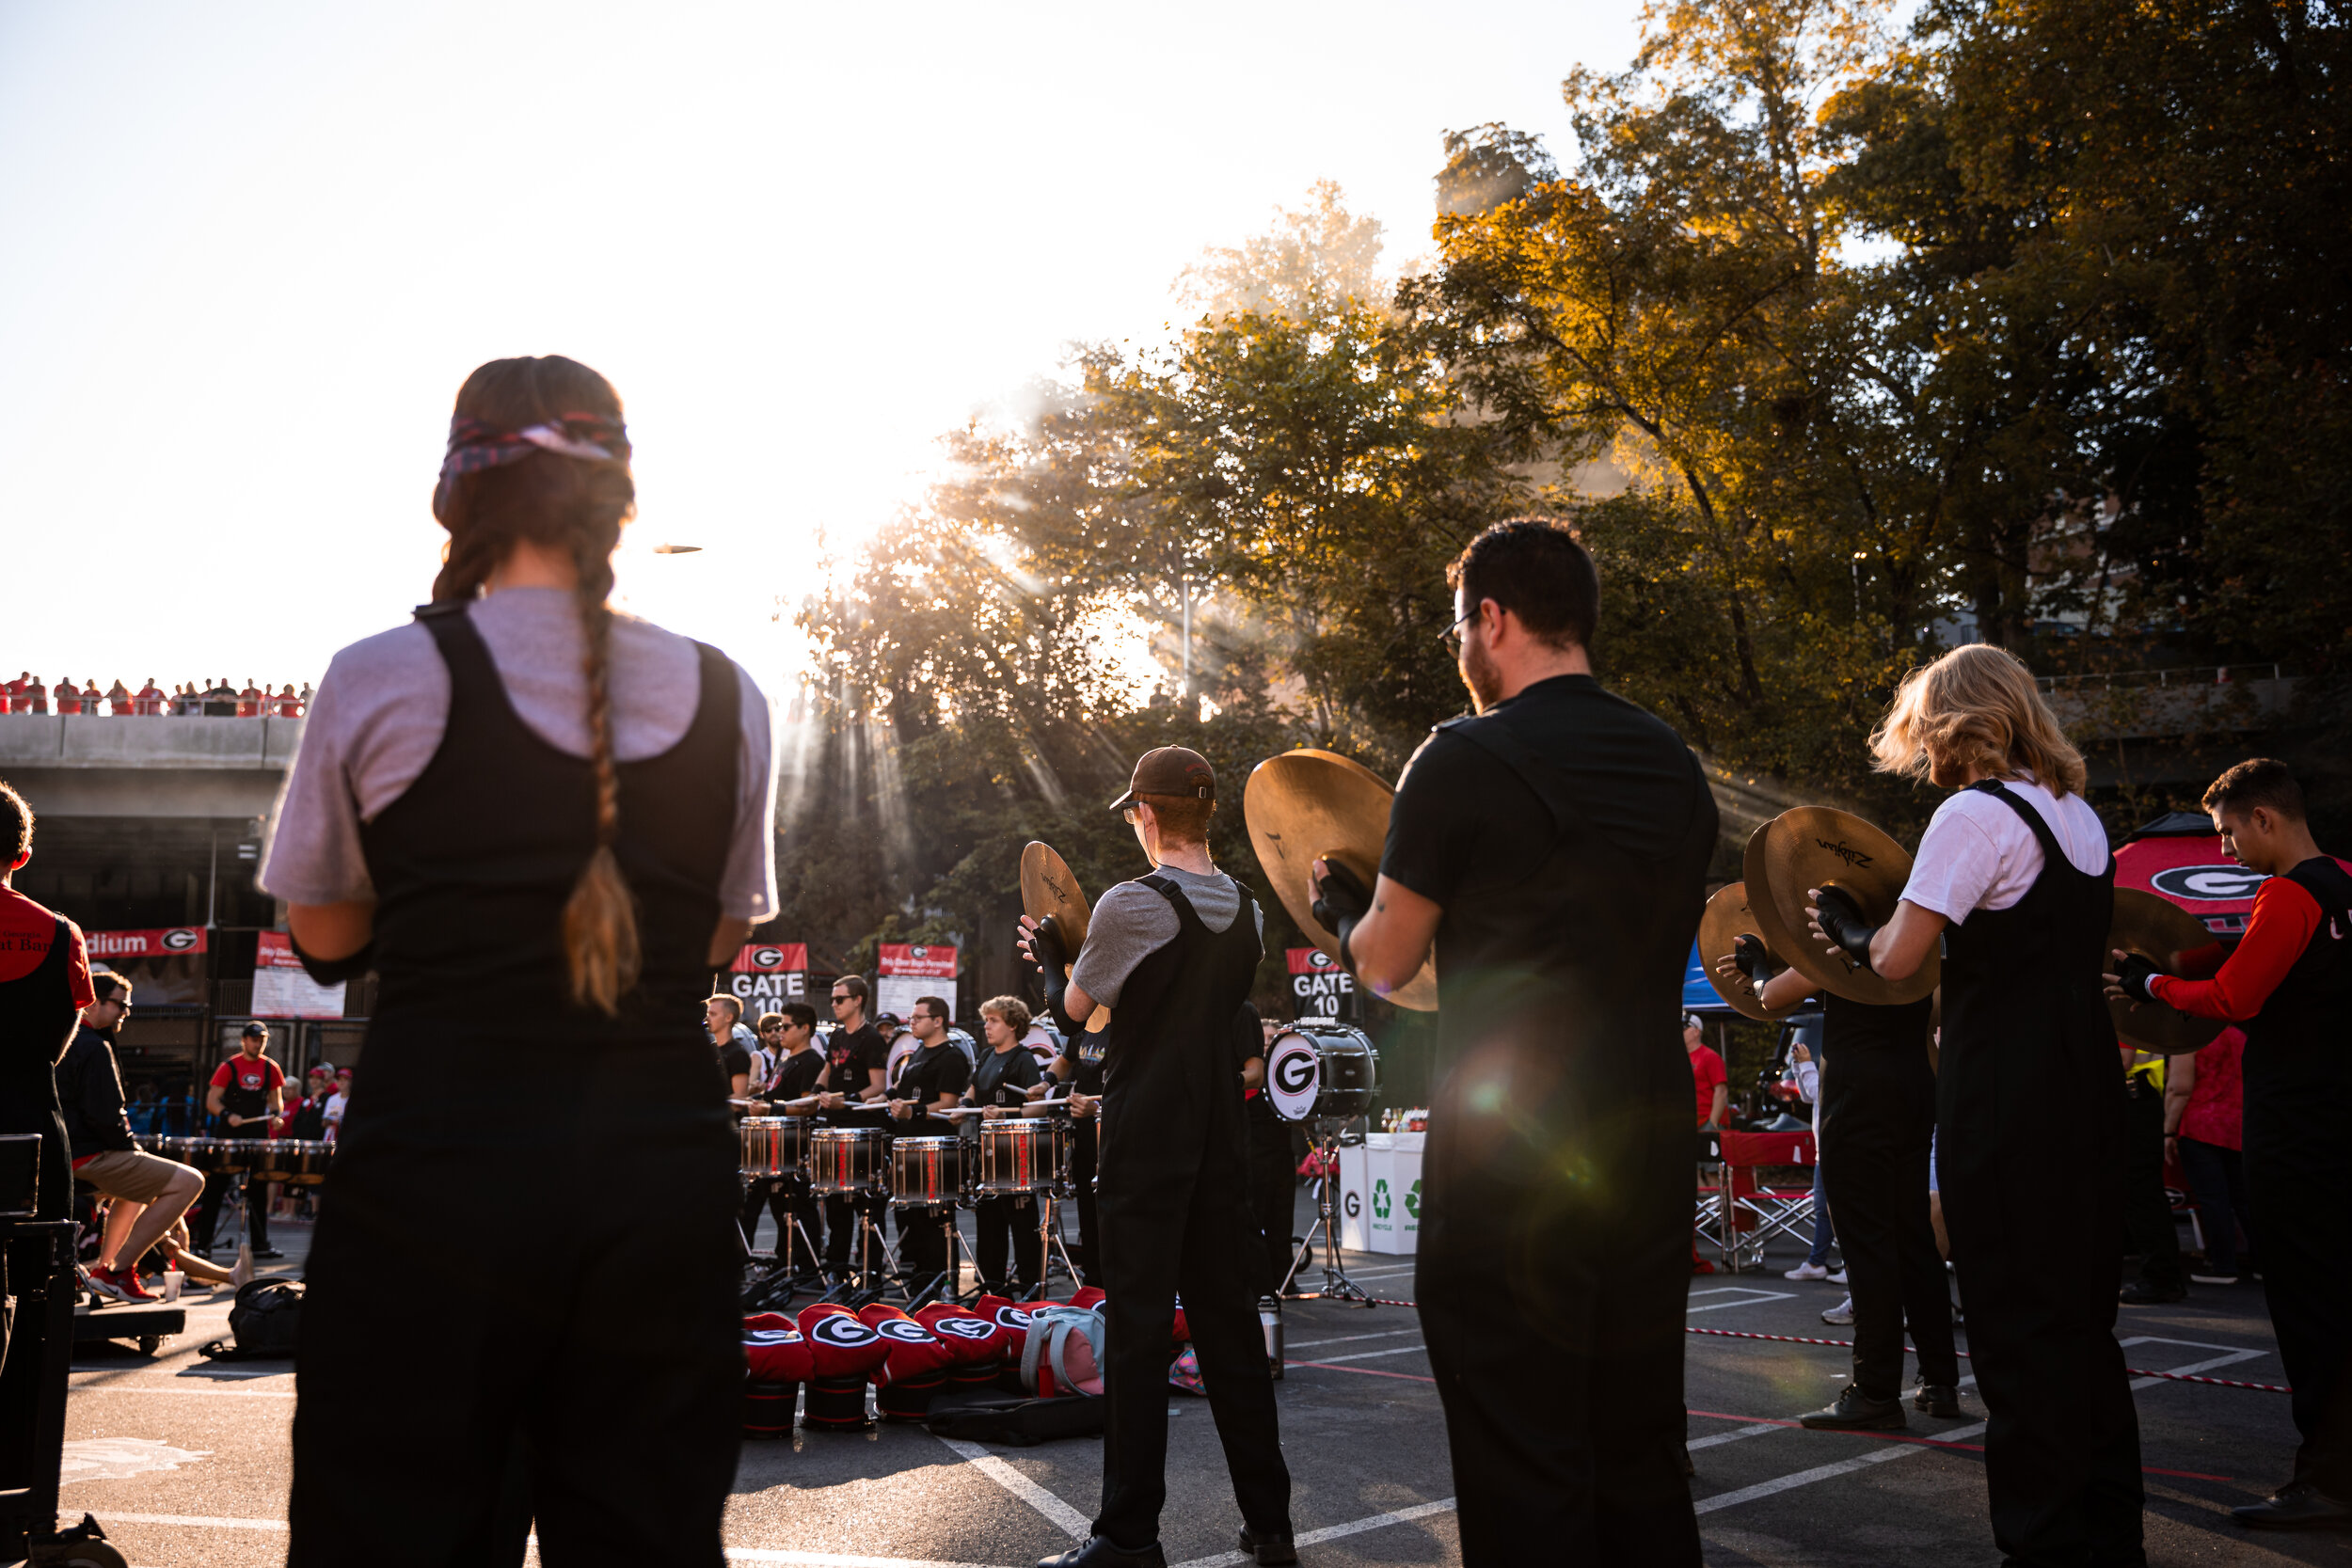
(251, 1247), (286, 1261)
(1912, 1384), (1962, 1418)
(2120, 1279), (2186, 1306)
(1237, 1525), (1296, 1565)
(1800, 1386), (1906, 1431)
(2233, 1481), (2352, 1530)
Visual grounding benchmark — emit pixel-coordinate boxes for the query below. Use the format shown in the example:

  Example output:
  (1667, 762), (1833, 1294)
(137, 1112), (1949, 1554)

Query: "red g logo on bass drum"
(1267, 1034), (1321, 1122)
(809, 1315), (880, 1349)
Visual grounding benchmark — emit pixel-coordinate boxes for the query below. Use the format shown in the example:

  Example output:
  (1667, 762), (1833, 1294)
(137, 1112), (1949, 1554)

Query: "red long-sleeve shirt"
(2151, 873), (2326, 1022)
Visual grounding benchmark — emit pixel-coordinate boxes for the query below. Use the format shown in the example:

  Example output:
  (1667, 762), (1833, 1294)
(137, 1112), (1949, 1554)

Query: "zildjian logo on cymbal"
(1815, 838), (1874, 869)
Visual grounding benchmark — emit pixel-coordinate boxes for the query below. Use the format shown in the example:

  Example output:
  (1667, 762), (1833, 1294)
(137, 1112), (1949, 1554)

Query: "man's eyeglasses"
(1438, 608), (1478, 654)
(830, 994), (853, 1006)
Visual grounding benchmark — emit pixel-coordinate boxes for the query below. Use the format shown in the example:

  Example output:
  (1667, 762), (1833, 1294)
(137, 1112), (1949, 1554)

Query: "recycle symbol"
(1373, 1179), (1391, 1220)
(1405, 1180), (1422, 1220)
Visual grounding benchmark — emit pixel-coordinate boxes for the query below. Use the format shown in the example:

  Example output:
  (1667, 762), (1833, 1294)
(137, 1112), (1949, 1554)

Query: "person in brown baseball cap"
(1016, 744), (1292, 1568)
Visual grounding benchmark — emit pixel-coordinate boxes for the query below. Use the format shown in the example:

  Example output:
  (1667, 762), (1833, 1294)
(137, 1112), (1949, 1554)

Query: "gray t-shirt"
(1070, 864), (1263, 1007)
(261, 588), (777, 920)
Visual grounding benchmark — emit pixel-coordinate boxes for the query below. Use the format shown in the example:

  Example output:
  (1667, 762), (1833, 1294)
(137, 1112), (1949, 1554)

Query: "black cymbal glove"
(1812, 886), (1879, 973)
(2113, 952), (2164, 1005)
(1733, 932), (1779, 989)
(1311, 862), (1374, 973)
(289, 929), (374, 987)
(1030, 916), (1082, 1037)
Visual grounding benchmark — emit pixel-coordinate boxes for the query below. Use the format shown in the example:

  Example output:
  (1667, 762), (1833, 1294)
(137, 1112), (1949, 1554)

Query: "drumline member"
(1808, 643), (2138, 1565)
(265, 354), (777, 1565)
(192, 1022), (285, 1259)
(887, 994), (971, 1281)
(739, 1007), (820, 1269)
(816, 975), (891, 1278)
(2108, 758), (2352, 1528)
(969, 994), (1046, 1295)
(708, 994), (755, 1098)
(57, 975), (204, 1302)
(1311, 519), (1716, 1564)
(1021, 746), (1293, 1568)
(1235, 1004), (1297, 1295)
(1730, 946), (1960, 1428)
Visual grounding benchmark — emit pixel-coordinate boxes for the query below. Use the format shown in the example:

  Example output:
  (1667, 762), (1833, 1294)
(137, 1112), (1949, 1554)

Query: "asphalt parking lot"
(44, 1198), (2340, 1567)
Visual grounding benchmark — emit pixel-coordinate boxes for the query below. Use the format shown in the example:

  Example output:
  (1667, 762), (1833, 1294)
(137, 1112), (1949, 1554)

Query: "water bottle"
(1258, 1294), (1283, 1381)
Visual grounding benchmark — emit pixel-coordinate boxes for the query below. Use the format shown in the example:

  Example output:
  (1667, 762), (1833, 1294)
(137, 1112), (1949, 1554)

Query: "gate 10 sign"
(729, 942), (809, 1003)
(1287, 947), (1357, 1022)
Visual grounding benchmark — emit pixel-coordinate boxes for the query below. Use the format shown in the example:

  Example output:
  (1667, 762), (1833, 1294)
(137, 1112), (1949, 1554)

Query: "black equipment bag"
(199, 1278), (305, 1361)
(923, 1385), (1104, 1446)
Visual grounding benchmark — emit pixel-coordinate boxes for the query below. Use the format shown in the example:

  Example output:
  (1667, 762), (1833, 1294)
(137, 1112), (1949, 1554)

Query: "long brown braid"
(433, 356), (641, 1013)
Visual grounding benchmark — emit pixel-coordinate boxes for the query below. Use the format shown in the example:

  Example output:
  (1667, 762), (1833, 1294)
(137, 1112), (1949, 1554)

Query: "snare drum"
(807, 1127), (887, 1195)
(1264, 1022), (1379, 1123)
(161, 1137), (228, 1174)
(739, 1117), (808, 1180)
(975, 1117), (1069, 1198)
(889, 1135), (967, 1209)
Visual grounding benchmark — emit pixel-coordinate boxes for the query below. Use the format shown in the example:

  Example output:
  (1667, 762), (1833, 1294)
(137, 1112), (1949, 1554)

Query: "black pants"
(2247, 1136), (2352, 1495)
(1245, 1117), (1297, 1294)
(824, 1190), (890, 1274)
(740, 1180), (821, 1272)
(1070, 1118), (1101, 1286)
(290, 1038), (740, 1567)
(896, 1204), (951, 1280)
(975, 1195), (1042, 1295)
(1820, 1134), (1958, 1401)
(190, 1169), (271, 1254)
(2176, 1135), (2251, 1276)
(1419, 1094), (1699, 1565)
(1095, 1153), (1289, 1548)
(2122, 1080), (2185, 1290)
(1943, 1154), (2141, 1563)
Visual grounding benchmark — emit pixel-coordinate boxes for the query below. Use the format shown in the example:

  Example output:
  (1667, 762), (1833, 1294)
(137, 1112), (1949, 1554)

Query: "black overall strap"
(1968, 779), (2112, 881)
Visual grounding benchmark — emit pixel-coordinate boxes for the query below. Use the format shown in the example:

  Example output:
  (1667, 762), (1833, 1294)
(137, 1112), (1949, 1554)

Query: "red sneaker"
(93, 1267), (159, 1303)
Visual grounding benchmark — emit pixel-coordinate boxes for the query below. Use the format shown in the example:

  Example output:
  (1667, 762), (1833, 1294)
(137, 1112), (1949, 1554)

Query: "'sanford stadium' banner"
(878, 942), (958, 1022)
(87, 927), (207, 959)
(728, 942), (810, 1005)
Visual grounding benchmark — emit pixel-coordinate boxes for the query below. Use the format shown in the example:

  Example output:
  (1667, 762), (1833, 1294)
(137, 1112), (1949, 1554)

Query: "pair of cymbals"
(2107, 888), (2225, 1055)
(1242, 750), (1438, 1011)
(1745, 807), (1941, 1007)
(1018, 842), (1110, 1033)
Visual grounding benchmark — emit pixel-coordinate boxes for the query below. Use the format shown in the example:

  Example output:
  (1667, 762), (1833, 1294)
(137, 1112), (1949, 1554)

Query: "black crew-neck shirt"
(1383, 674), (1706, 912)
(824, 1022), (886, 1098)
(974, 1043), (1043, 1108)
(769, 1047), (825, 1105)
(896, 1041), (972, 1108)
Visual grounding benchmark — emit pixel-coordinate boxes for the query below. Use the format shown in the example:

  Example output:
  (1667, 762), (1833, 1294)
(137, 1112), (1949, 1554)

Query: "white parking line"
(933, 1436), (1092, 1540)
(1168, 1498), (1458, 1568)
(68, 1378), (295, 1400)
(1686, 1288), (1797, 1314)
(1284, 1329), (1423, 1351)
(1293, 1343), (1428, 1366)
(1693, 1342), (2273, 1514)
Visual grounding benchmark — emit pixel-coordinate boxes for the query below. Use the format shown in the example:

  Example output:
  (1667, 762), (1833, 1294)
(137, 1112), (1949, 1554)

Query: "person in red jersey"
(2110, 757), (2352, 1530)
(50, 680), (80, 718)
(134, 679), (164, 717)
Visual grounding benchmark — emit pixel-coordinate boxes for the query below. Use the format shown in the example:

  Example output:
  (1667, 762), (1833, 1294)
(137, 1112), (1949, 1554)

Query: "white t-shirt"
(1901, 776), (2110, 923)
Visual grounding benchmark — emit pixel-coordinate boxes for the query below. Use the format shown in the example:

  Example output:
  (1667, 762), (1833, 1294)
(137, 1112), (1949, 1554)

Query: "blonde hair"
(1868, 644), (2087, 798)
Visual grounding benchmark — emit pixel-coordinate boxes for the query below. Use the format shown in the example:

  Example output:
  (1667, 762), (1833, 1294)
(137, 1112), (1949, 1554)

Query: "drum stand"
(829, 1195), (900, 1297)
(738, 1176), (825, 1311)
(1280, 1125), (1374, 1306)
(899, 1204), (981, 1309)
(1026, 1190), (1084, 1302)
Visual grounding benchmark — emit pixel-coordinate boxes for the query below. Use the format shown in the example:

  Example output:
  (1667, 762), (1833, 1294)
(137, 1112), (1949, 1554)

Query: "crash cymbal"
(1697, 882), (1807, 1022)
(2108, 887), (2226, 1055)
(1244, 749), (1438, 1012)
(1748, 807), (1940, 1006)
(1017, 842), (1111, 1034)
(1019, 841), (1092, 954)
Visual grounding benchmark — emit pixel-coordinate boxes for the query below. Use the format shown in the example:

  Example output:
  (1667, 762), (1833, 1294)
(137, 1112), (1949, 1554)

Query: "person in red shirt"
(52, 679), (80, 717)
(2109, 758), (2352, 1528)
(0, 673), (20, 714)
(0, 778), (94, 1216)
(190, 1022), (287, 1260)
(236, 681), (262, 719)
(1686, 1012), (1727, 1128)
(21, 677), (45, 716)
(135, 679), (164, 717)
(2163, 1026), (2249, 1284)
(275, 684), (302, 718)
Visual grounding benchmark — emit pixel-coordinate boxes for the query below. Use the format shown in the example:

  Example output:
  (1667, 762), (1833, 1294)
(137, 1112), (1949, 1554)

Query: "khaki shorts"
(75, 1148), (196, 1204)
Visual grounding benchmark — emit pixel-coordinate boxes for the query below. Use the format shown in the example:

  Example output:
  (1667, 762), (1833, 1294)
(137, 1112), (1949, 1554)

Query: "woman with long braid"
(262, 356), (777, 1566)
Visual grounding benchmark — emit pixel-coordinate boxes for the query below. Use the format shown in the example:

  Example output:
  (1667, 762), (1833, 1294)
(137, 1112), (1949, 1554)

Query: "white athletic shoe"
(1821, 1296), (1854, 1325)
(1828, 1269), (1849, 1284)
(1784, 1262), (1831, 1280)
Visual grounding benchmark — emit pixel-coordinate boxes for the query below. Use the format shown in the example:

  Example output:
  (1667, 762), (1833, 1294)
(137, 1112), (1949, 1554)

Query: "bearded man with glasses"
(814, 974), (888, 1279)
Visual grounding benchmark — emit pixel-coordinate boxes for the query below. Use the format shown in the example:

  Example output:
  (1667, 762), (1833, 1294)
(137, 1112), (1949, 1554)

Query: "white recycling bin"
(1354, 1132), (1425, 1256)
(1338, 1138), (1372, 1253)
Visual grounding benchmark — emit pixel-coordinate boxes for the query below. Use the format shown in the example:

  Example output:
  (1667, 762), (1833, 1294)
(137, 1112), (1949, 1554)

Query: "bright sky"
(0, 0), (1641, 702)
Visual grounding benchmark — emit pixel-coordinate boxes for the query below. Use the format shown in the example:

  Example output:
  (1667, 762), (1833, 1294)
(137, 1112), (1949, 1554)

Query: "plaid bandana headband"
(433, 411), (630, 518)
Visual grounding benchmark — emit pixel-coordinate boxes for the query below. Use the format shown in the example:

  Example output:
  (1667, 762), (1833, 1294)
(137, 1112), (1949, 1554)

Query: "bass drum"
(1264, 1022), (1379, 1123)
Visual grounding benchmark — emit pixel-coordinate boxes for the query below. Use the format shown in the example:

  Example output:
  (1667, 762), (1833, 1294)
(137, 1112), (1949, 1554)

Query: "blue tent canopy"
(1683, 942), (1735, 1015)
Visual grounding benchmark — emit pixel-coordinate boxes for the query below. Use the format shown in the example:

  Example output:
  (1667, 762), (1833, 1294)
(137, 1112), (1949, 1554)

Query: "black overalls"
(1937, 782), (2141, 1565)
(1091, 874), (1290, 1550)
(0, 918), (80, 1544)
(1817, 993), (1958, 1402)
(1410, 714), (1713, 1567)
(289, 605), (744, 1568)
(2238, 856), (2352, 1495)
(1235, 1003), (1296, 1295)
(1062, 1023), (1106, 1284)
